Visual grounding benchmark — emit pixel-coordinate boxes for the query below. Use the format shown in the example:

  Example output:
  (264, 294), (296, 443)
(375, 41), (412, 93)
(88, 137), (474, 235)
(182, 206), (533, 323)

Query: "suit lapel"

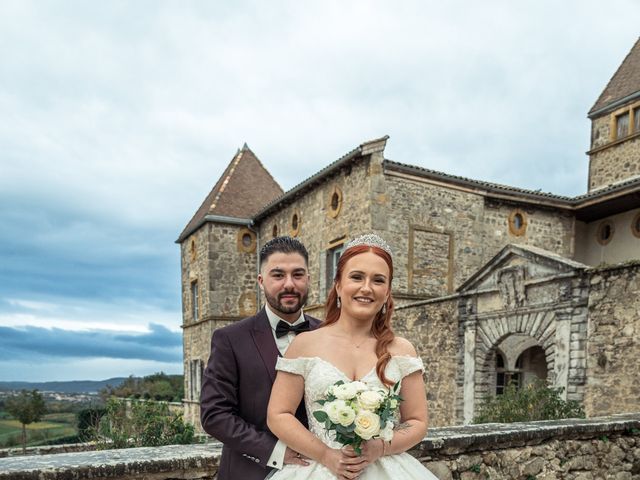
(250, 309), (279, 383)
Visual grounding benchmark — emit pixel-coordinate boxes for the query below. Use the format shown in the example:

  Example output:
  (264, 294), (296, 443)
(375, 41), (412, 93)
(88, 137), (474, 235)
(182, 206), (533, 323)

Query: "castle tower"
(588, 38), (640, 191)
(176, 145), (283, 428)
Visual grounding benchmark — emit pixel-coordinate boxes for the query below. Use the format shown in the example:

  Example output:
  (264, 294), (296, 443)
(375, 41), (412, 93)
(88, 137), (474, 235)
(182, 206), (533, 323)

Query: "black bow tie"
(275, 320), (310, 338)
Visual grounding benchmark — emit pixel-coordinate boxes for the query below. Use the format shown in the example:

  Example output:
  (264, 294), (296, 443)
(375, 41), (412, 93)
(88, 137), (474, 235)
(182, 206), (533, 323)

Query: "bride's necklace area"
(334, 326), (374, 349)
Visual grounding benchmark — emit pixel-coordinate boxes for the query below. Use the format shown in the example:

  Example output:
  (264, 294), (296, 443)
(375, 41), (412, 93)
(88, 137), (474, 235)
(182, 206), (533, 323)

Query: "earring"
(337, 297), (341, 308)
(381, 304), (386, 315)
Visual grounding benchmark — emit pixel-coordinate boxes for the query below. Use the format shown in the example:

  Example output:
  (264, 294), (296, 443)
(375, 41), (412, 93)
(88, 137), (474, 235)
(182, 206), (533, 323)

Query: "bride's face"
(335, 250), (390, 321)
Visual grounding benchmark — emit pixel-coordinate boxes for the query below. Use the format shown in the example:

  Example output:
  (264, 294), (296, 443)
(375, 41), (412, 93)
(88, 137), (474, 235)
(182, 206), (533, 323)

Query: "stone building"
(177, 38), (640, 429)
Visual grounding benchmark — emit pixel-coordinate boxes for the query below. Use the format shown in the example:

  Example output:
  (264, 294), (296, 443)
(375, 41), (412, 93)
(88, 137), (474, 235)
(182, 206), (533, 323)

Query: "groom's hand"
(284, 447), (310, 466)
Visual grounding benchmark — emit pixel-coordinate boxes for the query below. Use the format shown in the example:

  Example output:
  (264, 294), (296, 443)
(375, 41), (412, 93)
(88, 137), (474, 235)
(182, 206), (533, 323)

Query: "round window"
(632, 213), (640, 239)
(596, 221), (615, 245)
(508, 210), (527, 236)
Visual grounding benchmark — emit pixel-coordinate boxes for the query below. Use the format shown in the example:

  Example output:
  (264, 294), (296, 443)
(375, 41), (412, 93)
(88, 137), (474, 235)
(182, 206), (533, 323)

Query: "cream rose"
(332, 382), (359, 400)
(351, 381), (369, 393)
(358, 390), (385, 411)
(354, 410), (381, 440)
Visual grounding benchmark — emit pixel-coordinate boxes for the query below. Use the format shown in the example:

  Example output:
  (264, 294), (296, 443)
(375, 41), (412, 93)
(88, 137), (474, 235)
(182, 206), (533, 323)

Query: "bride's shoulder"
(388, 336), (418, 357)
(284, 329), (327, 358)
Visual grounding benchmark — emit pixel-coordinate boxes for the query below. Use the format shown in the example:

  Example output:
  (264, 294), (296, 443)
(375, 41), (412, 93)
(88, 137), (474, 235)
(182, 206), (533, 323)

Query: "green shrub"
(473, 379), (585, 424)
(93, 398), (194, 449)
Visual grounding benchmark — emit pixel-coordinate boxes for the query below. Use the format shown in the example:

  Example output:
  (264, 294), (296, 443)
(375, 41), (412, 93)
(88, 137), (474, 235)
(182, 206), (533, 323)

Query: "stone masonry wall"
(584, 263), (640, 417)
(481, 200), (575, 260)
(384, 174), (486, 298)
(394, 298), (460, 427)
(589, 115), (640, 191)
(181, 223), (258, 430)
(3, 415), (639, 480)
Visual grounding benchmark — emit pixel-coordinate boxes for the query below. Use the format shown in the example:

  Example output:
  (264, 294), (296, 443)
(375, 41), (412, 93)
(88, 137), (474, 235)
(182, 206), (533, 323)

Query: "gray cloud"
(0, 324), (181, 362)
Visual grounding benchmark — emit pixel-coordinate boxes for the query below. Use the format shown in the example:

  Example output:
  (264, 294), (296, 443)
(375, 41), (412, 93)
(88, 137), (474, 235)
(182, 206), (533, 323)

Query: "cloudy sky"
(1, 1), (638, 382)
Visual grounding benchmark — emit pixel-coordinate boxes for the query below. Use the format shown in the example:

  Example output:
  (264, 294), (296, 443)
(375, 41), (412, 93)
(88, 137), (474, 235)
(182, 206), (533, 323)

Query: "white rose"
(388, 398), (398, 410)
(351, 381), (368, 393)
(324, 400), (347, 424)
(335, 404), (357, 427)
(333, 382), (359, 400)
(379, 422), (394, 442)
(358, 390), (384, 411)
(354, 410), (381, 440)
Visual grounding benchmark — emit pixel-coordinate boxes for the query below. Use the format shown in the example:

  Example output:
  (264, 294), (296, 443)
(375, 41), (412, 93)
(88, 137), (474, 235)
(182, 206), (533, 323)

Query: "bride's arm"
(382, 338), (428, 456)
(267, 336), (366, 477)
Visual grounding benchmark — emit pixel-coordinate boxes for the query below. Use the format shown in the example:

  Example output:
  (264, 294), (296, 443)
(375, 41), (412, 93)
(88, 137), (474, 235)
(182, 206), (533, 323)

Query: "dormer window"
(616, 112), (630, 139)
(610, 100), (640, 141)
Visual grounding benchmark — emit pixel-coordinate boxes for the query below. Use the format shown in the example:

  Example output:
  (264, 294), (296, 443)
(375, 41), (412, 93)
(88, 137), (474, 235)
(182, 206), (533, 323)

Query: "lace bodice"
(275, 356), (424, 448)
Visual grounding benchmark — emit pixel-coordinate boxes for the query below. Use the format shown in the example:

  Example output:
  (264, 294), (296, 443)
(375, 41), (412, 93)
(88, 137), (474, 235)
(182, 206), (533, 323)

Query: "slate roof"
(589, 37), (640, 116)
(177, 145), (283, 243)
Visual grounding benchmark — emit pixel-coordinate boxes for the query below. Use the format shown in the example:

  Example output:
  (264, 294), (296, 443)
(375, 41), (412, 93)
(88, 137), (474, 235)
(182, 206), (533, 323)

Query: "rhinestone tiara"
(345, 233), (393, 257)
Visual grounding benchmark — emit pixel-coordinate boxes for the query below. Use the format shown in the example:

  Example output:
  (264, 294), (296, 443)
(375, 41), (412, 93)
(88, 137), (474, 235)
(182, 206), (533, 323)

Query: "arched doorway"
(493, 335), (548, 395)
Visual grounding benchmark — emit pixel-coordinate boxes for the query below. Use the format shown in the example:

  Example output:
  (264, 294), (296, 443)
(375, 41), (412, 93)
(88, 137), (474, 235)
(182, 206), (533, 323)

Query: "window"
(596, 220), (614, 246)
(237, 228), (256, 253)
(189, 359), (203, 401)
(508, 209), (527, 236)
(290, 211), (301, 237)
(327, 186), (343, 218)
(190, 238), (196, 261)
(631, 212), (640, 239)
(495, 351), (522, 395)
(610, 101), (640, 141)
(191, 281), (199, 321)
(272, 224), (278, 238)
(326, 244), (345, 289)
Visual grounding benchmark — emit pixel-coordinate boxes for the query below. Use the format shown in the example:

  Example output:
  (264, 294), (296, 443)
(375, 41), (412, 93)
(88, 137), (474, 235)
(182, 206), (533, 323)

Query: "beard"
(264, 290), (309, 316)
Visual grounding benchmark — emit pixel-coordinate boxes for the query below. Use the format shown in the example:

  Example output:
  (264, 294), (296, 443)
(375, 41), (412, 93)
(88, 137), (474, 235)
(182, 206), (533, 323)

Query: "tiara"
(345, 234), (393, 257)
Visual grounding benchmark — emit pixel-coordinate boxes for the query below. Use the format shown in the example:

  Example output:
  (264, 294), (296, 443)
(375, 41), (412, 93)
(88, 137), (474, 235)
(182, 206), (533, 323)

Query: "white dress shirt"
(265, 306), (306, 471)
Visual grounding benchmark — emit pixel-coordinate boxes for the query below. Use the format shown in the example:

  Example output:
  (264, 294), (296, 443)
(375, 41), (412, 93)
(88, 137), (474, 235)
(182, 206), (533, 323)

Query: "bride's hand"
(342, 439), (385, 464)
(320, 447), (368, 479)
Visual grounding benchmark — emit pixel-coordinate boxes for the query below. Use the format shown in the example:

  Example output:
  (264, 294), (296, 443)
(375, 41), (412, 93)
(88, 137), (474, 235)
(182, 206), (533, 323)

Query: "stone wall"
(384, 174), (485, 299)
(3, 415), (639, 480)
(589, 114), (640, 190)
(481, 199), (575, 260)
(584, 263), (640, 417)
(394, 297), (460, 427)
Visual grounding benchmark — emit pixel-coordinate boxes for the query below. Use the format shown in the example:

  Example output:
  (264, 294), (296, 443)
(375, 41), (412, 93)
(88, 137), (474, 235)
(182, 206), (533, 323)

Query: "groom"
(200, 236), (321, 480)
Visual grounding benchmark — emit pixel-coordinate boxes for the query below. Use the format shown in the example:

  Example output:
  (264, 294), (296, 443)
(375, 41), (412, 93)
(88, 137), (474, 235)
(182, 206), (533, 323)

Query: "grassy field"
(0, 412), (77, 448)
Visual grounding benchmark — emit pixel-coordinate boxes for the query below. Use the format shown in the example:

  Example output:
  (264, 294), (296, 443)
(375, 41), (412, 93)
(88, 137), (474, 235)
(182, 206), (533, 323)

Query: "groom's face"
(258, 252), (309, 322)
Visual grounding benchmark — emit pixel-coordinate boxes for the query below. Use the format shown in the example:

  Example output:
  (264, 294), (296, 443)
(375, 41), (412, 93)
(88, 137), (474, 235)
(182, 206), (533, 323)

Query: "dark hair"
(323, 245), (396, 386)
(259, 236), (309, 268)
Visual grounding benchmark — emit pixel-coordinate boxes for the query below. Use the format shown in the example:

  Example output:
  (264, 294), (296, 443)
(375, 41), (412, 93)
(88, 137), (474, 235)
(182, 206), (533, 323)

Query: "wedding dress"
(269, 356), (438, 479)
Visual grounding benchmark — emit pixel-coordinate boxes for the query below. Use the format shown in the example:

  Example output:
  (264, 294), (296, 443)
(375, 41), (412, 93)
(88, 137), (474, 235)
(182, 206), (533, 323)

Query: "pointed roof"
(177, 145), (283, 243)
(589, 38), (640, 116)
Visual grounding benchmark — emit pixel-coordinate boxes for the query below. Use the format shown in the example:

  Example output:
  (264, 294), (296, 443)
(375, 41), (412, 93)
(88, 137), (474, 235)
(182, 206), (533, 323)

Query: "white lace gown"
(269, 356), (438, 480)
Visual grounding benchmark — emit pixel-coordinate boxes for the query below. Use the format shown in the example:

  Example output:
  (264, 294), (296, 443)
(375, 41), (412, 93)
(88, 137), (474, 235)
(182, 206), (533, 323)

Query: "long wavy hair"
(323, 245), (395, 386)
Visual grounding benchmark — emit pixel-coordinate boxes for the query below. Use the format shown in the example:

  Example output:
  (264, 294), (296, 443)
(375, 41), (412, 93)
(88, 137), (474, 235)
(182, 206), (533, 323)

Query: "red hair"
(323, 245), (395, 386)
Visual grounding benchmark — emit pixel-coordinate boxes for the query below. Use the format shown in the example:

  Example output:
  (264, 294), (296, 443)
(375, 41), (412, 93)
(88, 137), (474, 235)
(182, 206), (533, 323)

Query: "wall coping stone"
(1, 414), (638, 479)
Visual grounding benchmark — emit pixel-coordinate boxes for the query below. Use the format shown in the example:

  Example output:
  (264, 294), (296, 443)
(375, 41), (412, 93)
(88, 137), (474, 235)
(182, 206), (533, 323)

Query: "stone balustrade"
(1, 414), (639, 480)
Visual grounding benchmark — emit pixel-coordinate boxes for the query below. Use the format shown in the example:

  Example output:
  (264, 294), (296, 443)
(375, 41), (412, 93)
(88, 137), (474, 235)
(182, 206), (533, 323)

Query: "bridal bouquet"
(312, 379), (402, 455)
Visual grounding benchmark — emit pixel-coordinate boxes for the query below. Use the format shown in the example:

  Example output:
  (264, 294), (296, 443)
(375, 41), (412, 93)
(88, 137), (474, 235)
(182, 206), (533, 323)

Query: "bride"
(267, 234), (437, 479)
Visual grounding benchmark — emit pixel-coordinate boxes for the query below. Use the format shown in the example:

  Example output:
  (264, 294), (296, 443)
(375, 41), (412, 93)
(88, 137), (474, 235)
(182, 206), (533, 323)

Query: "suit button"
(255, 458), (260, 463)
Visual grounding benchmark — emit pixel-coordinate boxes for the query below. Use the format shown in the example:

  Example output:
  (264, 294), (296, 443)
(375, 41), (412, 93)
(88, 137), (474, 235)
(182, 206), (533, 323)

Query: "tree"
(5, 389), (47, 451)
(94, 397), (194, 449)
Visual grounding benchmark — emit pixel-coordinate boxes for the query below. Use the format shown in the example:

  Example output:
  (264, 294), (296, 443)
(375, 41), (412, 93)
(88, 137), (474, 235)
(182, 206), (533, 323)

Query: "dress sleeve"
(394, 356), (425, 378)
(275, 357), (310, 376)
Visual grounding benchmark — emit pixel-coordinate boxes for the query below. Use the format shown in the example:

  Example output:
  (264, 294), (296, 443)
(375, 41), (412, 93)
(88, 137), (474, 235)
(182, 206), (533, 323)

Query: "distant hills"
(0, 377), (128, 394)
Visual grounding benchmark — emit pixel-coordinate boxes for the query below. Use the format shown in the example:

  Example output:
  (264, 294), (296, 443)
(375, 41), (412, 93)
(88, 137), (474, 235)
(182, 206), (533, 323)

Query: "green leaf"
(313, 411), (328, 422)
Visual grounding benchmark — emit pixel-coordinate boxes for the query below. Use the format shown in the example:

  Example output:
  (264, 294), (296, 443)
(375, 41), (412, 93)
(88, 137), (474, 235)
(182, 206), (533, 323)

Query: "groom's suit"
(200, 308), (321, 480)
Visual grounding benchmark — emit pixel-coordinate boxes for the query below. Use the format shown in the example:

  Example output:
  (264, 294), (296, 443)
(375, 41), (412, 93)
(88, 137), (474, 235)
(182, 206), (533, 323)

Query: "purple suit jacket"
(200, 308), (321, 480)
